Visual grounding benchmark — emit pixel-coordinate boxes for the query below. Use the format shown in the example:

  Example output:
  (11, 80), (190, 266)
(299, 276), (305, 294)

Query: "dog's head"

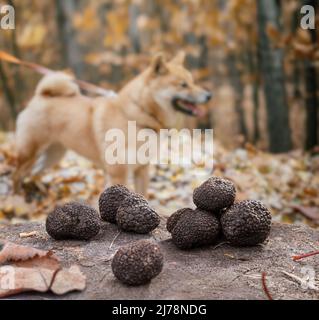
(147, 52), (212, 121)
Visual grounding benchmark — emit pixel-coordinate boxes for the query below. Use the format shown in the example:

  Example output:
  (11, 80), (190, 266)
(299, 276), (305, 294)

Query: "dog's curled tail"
(35, 72), (80, 97)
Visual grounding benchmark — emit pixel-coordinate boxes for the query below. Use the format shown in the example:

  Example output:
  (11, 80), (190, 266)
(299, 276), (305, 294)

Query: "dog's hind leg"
(31, 143), (66, 175)
(13, 149), (38, 193)
(13, 143), (66, 193)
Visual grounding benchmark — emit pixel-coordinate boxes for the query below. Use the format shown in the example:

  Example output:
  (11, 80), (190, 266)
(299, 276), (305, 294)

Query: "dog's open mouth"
(173, 98), (204, 117)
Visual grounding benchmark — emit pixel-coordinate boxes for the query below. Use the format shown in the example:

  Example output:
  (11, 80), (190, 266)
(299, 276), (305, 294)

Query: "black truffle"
(46, 202), (100, 240)
(99, 185), (131, 223)
(166, 208), (193, 233)
(171, 209), (220, 250)
(193, 177), (236, 212)
(116, 193), (160, 234)
(221, 200), (272, 247)
(111, 240), (164, 286)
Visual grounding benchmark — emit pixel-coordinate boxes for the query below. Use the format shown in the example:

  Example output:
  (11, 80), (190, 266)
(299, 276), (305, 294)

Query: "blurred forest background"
(0, 0), (319, 226)
(0, 0), (318, 151)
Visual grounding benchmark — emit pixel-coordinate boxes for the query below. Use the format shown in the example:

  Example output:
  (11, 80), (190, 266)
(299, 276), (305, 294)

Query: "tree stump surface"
(0, 221), (318, 300)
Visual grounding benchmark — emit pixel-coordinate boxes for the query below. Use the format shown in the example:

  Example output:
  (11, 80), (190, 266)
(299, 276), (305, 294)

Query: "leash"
(0, 50), (117, 98)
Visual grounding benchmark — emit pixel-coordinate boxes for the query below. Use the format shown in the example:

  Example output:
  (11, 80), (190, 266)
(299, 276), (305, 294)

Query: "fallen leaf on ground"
(51, 265), (86, 295)
(0, 266), (56, 297)
(0, 242), (86, 298)
(0, 242), (57, 264)
(291, 205), (319, 224)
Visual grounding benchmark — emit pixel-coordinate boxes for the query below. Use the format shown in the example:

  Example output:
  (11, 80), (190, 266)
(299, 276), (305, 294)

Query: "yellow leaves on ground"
(0, 132), (318, 227)
(73, 6), (99, 31)
(104, 10), (129, 48)
(17, 24), (46, 48)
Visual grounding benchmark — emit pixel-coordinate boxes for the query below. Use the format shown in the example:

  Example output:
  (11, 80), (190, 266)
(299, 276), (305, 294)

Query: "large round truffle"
(99, 185), (131, 223)
(193, 177), (236, 212)
(111, 240), (163, 286)
(171, 209), (220, 250)
(166, 208), (193, 233)
(116, 193), (160, 234)
(221, 200), (272, 247)
(46, 202), (100, 240)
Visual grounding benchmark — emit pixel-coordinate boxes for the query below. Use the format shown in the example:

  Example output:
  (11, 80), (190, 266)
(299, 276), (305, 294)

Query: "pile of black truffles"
(167, 177), (272, 249)
(45, 178), (272, 287)
(112, 240), (164, 286)
(99, 185), (160, 234)
(46, 185), (160, 241)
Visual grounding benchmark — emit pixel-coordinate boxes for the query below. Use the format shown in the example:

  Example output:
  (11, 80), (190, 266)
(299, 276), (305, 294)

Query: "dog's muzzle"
(172, 92), (212, 117)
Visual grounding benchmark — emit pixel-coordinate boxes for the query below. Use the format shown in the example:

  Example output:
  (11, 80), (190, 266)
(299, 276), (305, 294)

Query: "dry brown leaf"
(291, 205), (319, 223)
(51, 265), (86, 295)
(0, 242), (58, 265)
(0, 266), (56, 298)
(0, 243), (86, 298)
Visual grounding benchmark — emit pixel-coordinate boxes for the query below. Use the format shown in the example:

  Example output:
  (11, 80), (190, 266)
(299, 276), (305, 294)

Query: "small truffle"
(116, 193), (160, 234)
(99, 185), (131, 223)
(111, 240), (164, 286)
(166, 208), (193, 233)
(171, 209), (220, 250)
(46, 202), (100, 240)
(221, 200), (272, 247)
(193, 177), (236, 212)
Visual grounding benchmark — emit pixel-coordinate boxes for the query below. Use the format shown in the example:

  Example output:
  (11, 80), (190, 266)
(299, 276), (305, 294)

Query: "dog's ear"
(171, 51), (186, 66)
(151, 53), (168, 75)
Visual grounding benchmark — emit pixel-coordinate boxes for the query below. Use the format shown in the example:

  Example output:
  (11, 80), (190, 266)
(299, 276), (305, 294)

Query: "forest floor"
(1, 221), (319, 300)
(0, 131), (319, 227)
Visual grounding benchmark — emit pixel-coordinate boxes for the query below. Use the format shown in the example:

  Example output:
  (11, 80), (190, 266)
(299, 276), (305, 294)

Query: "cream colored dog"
(14, 52), (211, 196)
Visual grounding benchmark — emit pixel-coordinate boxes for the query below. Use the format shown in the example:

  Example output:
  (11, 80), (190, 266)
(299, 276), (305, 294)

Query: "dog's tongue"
(182, 101), (206, 118)
(193, 106), (207, 118)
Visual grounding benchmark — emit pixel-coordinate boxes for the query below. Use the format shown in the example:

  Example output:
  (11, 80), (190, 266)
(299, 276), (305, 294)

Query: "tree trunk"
(304, 0), (318, 150)
(128, 3), (141, 54)
(55, 0), (83, 77)
(257, 0), (292, 153)
(246, 42), (261, 144)
(0, 62), (17, 120)
(292, 4), (303, 99)
(6, 0), (25, 112)
(228, 53), (249, 142)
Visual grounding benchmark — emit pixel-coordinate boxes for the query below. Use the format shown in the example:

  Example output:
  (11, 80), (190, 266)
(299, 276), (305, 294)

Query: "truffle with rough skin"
(111, 240), (164, 286)
(221, 200), (272, 247)
(46, 202), (100, 240)
(193, 177), (236, 212)
(171, 209), (220, 250)
(166, 208), (193, 233)
(116, 193), (160, 234)
(99, 185), (131, 223)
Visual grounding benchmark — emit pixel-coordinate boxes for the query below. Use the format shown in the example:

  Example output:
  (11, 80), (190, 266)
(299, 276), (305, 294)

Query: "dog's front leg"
(107, 164), (129, 188)
(134, 165), (149, 197)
